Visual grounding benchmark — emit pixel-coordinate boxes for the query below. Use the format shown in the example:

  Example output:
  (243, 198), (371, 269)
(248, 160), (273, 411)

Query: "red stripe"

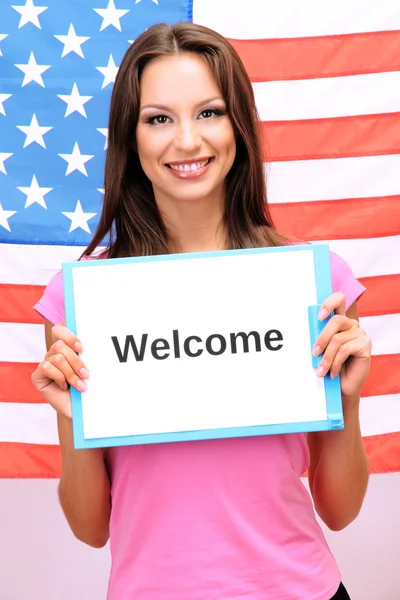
(270, 196), (400, 241)
(0, 442), (61, 478)
(364, 432), (400, 474)
(260, 113), (400, 162)
(229, 31), (400, 82)
(2, 434), (398, 478)
(362, 354), (400, 399)
(0, 284), (44, 324)
(2, 355), (398, 405)
(358, 275), (400, 317)
(0, 362), (44, 403)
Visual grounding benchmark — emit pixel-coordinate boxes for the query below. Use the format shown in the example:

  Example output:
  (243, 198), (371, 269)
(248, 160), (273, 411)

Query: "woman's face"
(136, 53), (236, 208)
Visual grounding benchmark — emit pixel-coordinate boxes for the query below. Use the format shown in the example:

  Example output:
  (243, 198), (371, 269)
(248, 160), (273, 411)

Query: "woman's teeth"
(169, 159), (210, 172)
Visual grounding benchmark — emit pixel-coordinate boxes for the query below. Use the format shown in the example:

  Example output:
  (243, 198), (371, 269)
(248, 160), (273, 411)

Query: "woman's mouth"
(165, 157), (214, 179)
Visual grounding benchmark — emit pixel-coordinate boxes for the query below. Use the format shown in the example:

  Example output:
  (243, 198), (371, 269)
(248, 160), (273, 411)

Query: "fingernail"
(312, 345), (321, 357)
(75, 342), (83, 353)
(318, 308), (328, 320)
(316, 366), (325, 377)
(77, 380), (87, 392)
(80, 367), (90, 379)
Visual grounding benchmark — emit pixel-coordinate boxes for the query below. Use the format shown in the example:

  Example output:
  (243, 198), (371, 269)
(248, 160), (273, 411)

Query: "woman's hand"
(312, 292), (371, 402)
(31, 325), (90, 419)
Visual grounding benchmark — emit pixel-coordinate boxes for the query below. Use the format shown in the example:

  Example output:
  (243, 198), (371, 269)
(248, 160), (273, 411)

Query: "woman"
(32, 22), (371, 600)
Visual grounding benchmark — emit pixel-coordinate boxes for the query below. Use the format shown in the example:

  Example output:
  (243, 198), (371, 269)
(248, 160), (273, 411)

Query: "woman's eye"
(199, 109), (220, 119)
(148, 115), (169, 125)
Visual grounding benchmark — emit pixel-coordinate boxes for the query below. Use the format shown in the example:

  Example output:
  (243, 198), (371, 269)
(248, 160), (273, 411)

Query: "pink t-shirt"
(34, 250), (365, 600)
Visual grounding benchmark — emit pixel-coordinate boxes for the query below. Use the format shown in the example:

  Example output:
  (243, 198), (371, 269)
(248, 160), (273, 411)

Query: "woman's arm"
(42, 319), (112, 548)
(307, 300), (370, 531)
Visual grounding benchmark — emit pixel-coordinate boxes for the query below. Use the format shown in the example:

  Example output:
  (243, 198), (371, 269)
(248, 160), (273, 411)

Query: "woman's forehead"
(140, 54), (222, 105)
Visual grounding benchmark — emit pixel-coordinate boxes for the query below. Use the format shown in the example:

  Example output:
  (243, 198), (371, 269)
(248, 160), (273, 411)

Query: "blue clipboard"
(63, 243), (343, 449)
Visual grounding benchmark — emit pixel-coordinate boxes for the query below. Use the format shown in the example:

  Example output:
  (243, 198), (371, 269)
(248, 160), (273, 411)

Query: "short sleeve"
(34, 270), (65, 325)
(329, 251), (366, 310)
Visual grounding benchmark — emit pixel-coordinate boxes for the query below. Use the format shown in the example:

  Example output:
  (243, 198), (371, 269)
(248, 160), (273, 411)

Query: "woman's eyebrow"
(140, 97), (225, 112)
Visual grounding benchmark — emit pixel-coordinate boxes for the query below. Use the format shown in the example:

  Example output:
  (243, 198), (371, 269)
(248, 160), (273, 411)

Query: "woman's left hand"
(312, 292), (372, 403)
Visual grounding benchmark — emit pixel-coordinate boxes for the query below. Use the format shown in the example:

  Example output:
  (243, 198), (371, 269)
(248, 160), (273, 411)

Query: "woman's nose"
(173, 122), (201, 153)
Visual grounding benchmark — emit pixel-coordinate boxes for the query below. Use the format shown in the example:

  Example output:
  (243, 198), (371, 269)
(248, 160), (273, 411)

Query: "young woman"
(31, 22), (371, 600)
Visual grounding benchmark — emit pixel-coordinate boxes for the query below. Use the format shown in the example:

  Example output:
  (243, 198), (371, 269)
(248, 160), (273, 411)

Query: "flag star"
(0, 153), (13, 175)
(15, 51), (50, 87)
(54, 24), (90, 58)
(0, 203), (17, 232)
(16, 113), (52, 148)
(135, 0), (158, 4)
(0, 94), (12, 116)
(0, 34), (8, 56)
(97, 128), (108, 149)
(62, 200), (96, 233)
(59, 142), (94, 176)
(17, 174), (52, 208)
(11, 0), (48, 29)
(96, 54), (119, 88)
(97, 188), (105, 195)
(58, 83), (93, 118)
(94, 0), (129, 32)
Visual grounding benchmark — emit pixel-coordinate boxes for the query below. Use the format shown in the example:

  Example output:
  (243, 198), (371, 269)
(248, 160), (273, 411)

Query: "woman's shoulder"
(328, 249), (366, 310)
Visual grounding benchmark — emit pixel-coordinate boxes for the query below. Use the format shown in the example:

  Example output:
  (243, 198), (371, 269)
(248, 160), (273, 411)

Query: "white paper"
(71, 250), (327, 440)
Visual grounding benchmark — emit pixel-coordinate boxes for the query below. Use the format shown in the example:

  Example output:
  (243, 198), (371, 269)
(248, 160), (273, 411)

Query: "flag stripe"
(266, 155), (400, 204)
(1, 276), (398, 327)
(270, 196), (400, 241)
(0, 323), (46, 363)
(363, 432), (400, 474)
(361, 394), (400, 437)
(0, 284), (44, 324)
(1, 392), (399, 443)
(357, 275), (400, 317)
(321, 236), (400, 278)
(0, 362), (44, 404)
(255, 72), (400, 121)
(0, 314), (397, 368)
(1, 274), (398, 326)
(359, 314), (400, 356)
(0, 402), (59, 444)
(362, 355), (400, 398)
(2, 433), (399, 479)
(1, 236), (399, 286)
(1, 353), (398, 409)
(193, 0), (400, 39)
(0, 442), (61, 478)
(230, 31), (400, 82)
(261, 113), (400, 162)
(0, 243), (83, 285)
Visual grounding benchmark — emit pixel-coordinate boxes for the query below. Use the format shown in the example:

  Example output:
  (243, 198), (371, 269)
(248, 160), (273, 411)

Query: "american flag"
(0, 0), (399, 478)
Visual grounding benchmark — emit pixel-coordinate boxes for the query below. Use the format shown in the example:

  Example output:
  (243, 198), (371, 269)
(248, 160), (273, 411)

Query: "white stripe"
(324, 236), (400, 278)
(0, 244), (92, 284)
(255, 71), (400, 121)
(0, 323), (45, 363)
(360, 393), (400, 437)
(193, 0), (400, 39)
(360, 314), (400, 356)
(0, 402), (58, 445)
(0, 313), (398, 365)
(266, 154), (400, 204)
(1, 392), (398, 444)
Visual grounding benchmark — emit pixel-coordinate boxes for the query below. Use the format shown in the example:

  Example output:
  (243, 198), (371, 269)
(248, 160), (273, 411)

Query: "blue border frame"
(62, 243), (343, 449)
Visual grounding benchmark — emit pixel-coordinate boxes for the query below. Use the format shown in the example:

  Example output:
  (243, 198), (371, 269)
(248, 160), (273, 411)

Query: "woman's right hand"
(31, 325), (90, 419)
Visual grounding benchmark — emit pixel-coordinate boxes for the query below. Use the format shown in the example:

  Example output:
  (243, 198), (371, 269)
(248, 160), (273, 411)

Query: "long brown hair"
(84, 22), (291, 259)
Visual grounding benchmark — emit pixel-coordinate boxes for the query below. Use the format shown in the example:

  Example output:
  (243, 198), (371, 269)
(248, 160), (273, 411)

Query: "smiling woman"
(31, 21), (368, 600)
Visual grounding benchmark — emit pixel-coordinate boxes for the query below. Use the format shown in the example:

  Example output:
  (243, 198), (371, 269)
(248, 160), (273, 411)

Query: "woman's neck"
(157, 194), (228, 254)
